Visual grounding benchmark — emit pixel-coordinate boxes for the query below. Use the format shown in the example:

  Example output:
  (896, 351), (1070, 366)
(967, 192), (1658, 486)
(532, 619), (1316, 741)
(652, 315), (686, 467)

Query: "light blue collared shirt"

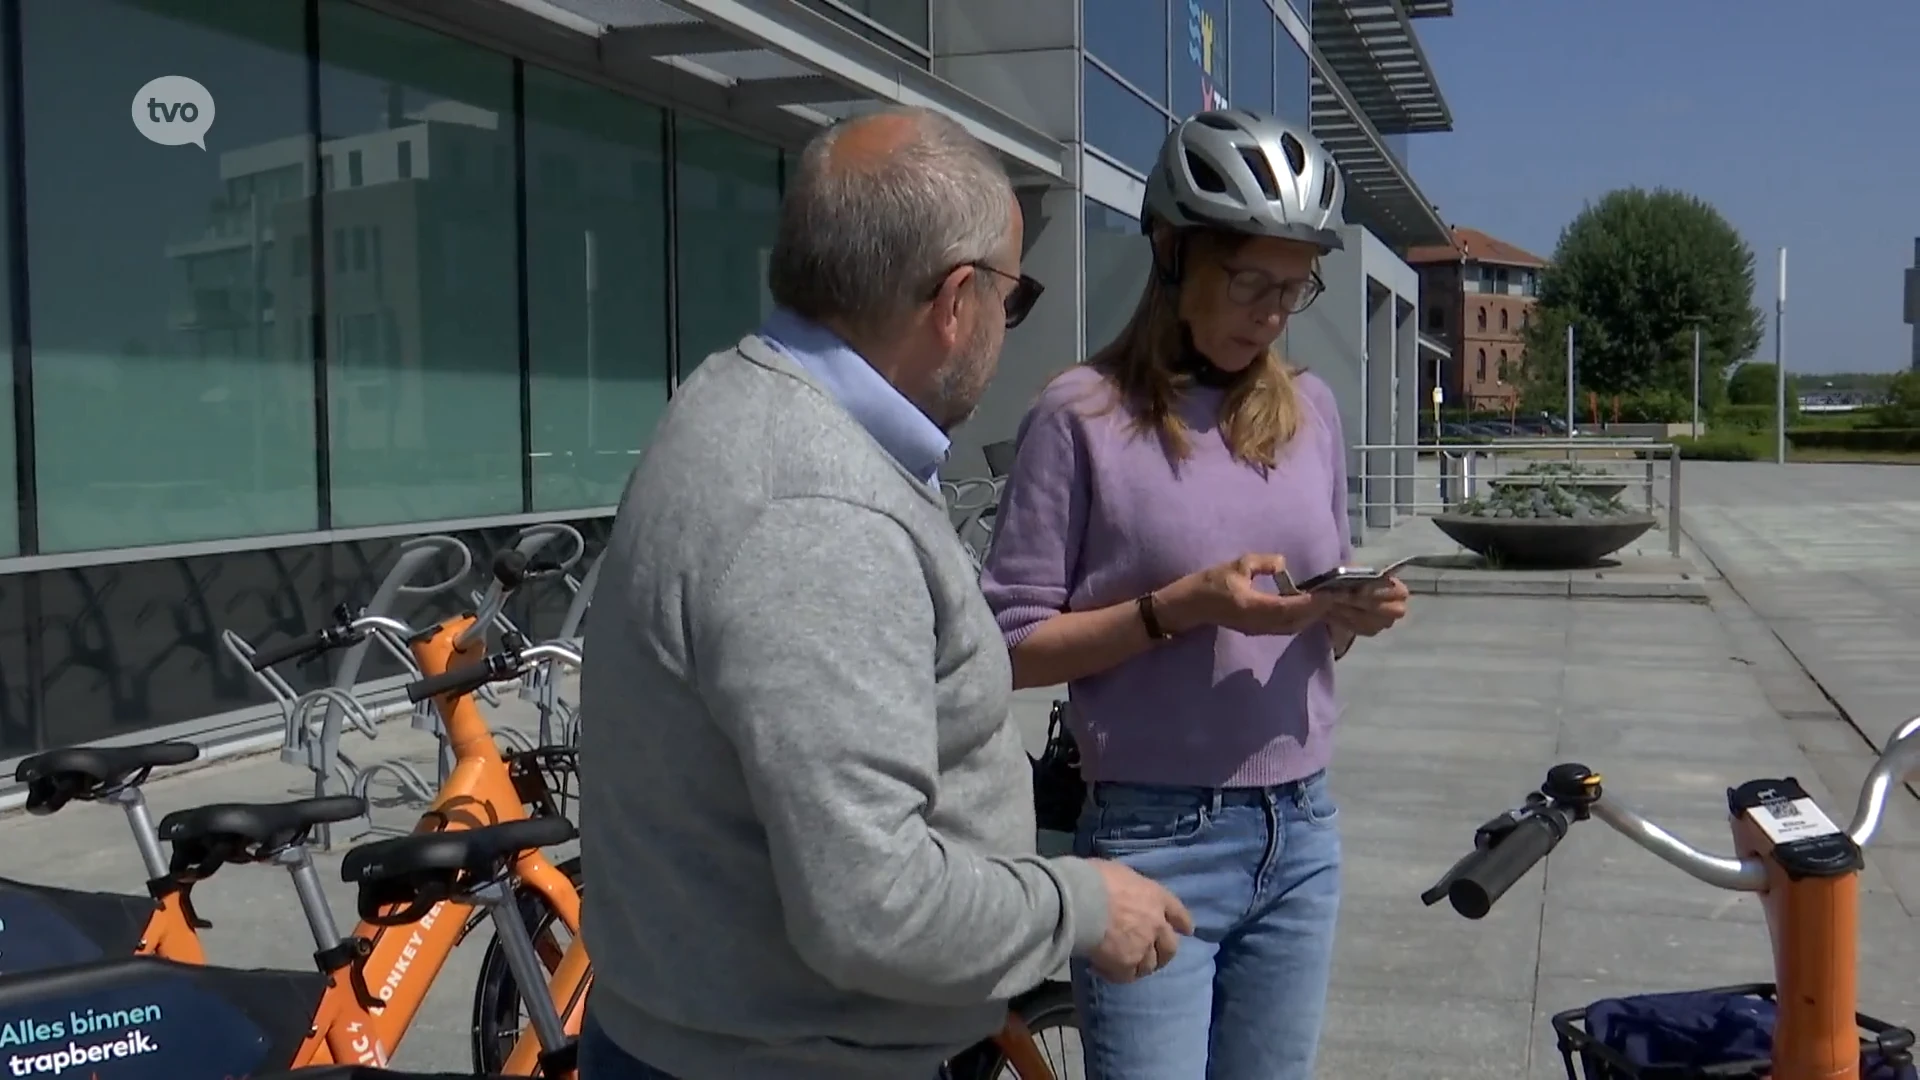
(757, 307), (950, 487)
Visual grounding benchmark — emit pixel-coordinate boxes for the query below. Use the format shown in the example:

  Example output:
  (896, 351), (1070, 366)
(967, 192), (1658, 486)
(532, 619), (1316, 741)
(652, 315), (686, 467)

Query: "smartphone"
(1293, 556), (1417, 593)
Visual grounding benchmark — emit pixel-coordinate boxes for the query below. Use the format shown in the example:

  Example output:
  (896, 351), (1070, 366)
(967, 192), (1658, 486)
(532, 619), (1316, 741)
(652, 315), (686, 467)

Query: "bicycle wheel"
(469, 855), (582, 1074)
(944, 981), (1083, 1080)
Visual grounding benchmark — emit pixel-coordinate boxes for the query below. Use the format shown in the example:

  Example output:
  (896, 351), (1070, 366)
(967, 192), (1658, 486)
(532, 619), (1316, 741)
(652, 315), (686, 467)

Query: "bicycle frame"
(300, 612), (583, 1069)
(1729, 808), (1860, 1079)
(1430, 716), (1920, 1080)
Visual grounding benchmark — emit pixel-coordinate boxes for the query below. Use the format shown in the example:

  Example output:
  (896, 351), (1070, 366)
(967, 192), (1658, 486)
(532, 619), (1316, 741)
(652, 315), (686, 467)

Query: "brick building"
(1408, 227), (1547, 409)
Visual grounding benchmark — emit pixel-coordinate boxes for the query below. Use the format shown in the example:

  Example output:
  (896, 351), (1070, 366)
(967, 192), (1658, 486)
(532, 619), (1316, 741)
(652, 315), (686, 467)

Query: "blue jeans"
(577, 1011), (955, 1079)
(1071, 772), (1343, 1080)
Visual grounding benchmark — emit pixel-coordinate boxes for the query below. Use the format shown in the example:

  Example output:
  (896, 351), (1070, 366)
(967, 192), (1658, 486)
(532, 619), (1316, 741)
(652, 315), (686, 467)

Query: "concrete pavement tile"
(1541, 817), (1769, 924)
(1335, 723), (1559, 765)
(1786, 716), (1883, 757)
(1317, 985), (1534, 1080)
(1332, 893), (1543, 1003)
(1555, 719), (1805, 765)
(1536, 905), (1775, 988)
(1344, 700), (1562, 736)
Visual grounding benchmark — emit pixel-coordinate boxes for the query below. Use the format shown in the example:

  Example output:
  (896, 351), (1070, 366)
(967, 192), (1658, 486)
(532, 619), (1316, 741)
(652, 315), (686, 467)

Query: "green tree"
(1727, 361), (1781, 405)
(1519, 187), (1764, 400)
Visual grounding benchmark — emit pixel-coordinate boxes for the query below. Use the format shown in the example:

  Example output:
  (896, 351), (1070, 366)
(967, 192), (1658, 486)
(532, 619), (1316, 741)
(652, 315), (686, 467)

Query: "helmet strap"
(1151, 227), (1188, 288)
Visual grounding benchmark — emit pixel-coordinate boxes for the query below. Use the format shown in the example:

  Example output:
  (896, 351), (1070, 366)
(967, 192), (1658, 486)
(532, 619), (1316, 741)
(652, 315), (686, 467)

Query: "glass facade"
(1227, 0), (1274, 115)
(0, 0), (786, 756)
(317, 0), (522, 528)
(1085, 0), (1168, 105)
(1083, 200), (1154, 355)
(1083, 60), (1168, 177)
(1275, 20), (1312, 127)
(522, 68), (670, 513)
(674, 117), (782, 374)
(24, 0), (318, 553)
(0, 0), (785, 560)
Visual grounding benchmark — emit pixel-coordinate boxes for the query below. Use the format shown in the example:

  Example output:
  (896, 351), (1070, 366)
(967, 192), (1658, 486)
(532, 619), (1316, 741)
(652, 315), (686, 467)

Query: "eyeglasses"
(1223, 267), (1325, 315)
(927, 261), (1046, 329)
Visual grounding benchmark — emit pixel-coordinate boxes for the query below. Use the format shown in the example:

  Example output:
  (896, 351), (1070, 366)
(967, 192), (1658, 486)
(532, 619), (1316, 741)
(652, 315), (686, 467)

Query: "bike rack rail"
(519, 551), (599, 748)
(222, 533), (473, 848)
(462, 526), (589, 750)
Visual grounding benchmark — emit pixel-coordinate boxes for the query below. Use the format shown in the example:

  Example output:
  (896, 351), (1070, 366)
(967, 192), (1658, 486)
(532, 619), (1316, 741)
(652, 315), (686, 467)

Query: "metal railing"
(1347, 438), (1683, 559)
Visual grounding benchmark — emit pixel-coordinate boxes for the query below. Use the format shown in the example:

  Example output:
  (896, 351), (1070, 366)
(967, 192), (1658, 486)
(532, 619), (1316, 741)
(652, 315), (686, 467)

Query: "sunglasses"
(928, 261), (1046, 329)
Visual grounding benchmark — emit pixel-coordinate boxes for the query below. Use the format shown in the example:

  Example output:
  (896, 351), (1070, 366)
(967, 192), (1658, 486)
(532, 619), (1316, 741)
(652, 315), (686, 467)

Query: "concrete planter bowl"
(1488, 475), (1630, 501)
(1432, 512), (1659, 570)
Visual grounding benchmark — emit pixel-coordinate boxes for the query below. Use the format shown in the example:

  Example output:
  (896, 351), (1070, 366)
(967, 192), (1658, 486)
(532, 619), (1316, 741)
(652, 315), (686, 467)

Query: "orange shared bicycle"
(4, 549), (590, 1075)
(1424, 715), (1920, 1080)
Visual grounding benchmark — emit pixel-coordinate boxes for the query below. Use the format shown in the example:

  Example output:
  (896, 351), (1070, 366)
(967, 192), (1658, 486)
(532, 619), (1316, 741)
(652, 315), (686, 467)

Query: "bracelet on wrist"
(1136, 593), (1173, 641)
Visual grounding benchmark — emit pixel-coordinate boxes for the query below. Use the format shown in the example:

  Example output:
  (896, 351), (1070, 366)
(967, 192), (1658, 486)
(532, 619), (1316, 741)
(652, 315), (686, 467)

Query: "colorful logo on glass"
(1188, 0), (1227, 110)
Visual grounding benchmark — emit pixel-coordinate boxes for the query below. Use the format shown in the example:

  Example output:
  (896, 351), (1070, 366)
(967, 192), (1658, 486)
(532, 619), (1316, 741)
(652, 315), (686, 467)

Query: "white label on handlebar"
(1748, 796), (1842, 845)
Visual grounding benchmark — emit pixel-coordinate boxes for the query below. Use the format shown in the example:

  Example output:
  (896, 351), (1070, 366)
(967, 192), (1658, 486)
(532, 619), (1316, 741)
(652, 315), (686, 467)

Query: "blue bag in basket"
(1587, 990), (1917, 1078)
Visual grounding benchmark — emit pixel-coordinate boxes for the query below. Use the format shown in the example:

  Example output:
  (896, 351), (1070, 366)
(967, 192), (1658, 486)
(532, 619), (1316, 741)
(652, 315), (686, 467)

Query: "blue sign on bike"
(0, 959), (325, 1079)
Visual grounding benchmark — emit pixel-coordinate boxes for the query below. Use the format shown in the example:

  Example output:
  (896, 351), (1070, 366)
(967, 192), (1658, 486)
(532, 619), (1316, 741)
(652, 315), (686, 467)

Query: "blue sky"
(1406, 0), (1919, 375)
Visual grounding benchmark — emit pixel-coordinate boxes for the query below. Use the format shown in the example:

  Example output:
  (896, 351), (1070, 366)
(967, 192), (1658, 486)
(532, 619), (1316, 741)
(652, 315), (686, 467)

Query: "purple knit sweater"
(980, 365), (1353, 788)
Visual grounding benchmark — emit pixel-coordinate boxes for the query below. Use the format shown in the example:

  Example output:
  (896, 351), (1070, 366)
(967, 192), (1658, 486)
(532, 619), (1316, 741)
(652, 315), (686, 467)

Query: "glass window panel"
(835, 0), (929, 49)
(1083, 61), (1168, 177)
(522, 66), (669, 512)
(1275, 22), (1311, 128)
(1083, 199), (1154, 356)
(1227, 0), (1273, 115)
(22, 0), (317, 553)
(1173, 0), (1228, 117)
(0, 12), (11, 557)
(1288, 0), (1312, 32)
(317, 0), (521, 528)
(1085, 0), (1168, 106)
(674, 118), (780, 375)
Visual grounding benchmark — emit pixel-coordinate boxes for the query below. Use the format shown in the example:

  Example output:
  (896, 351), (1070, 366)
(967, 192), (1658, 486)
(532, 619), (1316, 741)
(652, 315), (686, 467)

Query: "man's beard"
(926, 317), (998, 433)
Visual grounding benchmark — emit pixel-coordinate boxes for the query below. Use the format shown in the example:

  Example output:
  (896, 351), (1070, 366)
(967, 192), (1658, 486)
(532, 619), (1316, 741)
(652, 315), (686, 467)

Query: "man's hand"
(1327, 576), (1410, 638)
(1085, 861), (1194, 982)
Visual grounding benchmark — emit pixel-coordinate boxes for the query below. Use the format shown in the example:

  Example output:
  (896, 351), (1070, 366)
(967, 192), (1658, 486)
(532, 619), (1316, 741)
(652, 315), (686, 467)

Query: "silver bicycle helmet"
(1141, 109), (1346, 252)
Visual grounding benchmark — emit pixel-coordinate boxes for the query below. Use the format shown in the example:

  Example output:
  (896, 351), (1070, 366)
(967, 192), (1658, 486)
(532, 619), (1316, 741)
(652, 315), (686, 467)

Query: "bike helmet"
(1141, 109), (1346, 252)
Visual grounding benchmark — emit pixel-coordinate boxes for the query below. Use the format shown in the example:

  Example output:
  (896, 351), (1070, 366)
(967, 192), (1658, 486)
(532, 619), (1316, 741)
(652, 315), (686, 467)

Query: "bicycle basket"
(1552, 983), (1917, 1079)
(1031, 699), (1086, 835)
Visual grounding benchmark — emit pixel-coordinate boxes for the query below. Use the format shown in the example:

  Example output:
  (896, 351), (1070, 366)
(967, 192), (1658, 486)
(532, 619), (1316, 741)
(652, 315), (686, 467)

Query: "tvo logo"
(131, 75), (215, 150)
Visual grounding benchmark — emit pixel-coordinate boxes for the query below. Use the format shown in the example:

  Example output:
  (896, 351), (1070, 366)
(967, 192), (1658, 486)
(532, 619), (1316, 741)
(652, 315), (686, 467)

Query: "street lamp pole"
(1774, 247), (1788, 465)
(1690, 324), (1702, 439)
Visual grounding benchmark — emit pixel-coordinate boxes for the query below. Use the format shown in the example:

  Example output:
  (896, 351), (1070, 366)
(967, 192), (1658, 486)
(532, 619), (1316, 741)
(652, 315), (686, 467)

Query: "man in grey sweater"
(575, 107), (1191, 1080)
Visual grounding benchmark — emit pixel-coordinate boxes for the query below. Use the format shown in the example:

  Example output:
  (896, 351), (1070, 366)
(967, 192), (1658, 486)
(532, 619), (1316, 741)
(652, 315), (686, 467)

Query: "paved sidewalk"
(3, 571), (1917, 1076)
(1678, 462), (1920, 750)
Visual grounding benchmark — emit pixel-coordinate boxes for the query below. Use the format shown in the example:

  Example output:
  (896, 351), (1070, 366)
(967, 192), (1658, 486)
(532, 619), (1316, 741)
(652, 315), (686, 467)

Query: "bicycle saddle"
(15, 741), (199, 812)
(341, 817), (575, 925)
(159, 794), (368, 849)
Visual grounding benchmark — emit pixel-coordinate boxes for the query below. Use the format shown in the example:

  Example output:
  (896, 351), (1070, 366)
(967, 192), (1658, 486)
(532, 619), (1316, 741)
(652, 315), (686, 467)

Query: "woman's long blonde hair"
(1086, 228), (1305, 469)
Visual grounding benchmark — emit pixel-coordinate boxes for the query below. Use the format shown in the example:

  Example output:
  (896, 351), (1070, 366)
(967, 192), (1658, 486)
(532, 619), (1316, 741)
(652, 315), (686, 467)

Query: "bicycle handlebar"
(1425, 714), (1920, 918)
(246, 613), (419, 671)
(404, 639), (584, 703)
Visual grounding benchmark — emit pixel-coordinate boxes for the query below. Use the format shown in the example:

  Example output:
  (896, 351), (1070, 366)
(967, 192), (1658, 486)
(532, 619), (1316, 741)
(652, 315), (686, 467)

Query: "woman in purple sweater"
(980, 111), (1410, 1079)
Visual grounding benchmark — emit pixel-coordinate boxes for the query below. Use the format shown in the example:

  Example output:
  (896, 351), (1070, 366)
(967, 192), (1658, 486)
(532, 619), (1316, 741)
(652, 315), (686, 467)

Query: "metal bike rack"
(943, 477), (1004, 573)
(454, 523), (587, 753)
(517, 551), (599, 747)
(222, 534), (474, 849)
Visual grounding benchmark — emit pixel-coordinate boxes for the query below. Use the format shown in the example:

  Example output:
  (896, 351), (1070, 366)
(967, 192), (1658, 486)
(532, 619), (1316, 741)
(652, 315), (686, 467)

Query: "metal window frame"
(0, 505), (615, 575)
(1, 0), (32, 557)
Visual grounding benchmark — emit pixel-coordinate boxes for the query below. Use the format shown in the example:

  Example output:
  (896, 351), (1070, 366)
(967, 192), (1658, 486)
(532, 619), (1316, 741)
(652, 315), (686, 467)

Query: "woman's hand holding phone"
(1325, 574), (1410, 637)
(1154, 553), (1333, 638)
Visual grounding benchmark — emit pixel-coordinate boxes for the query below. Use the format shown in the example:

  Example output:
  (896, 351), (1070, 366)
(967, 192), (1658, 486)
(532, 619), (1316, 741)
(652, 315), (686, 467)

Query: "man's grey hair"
(768, 106), (1014, 333)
